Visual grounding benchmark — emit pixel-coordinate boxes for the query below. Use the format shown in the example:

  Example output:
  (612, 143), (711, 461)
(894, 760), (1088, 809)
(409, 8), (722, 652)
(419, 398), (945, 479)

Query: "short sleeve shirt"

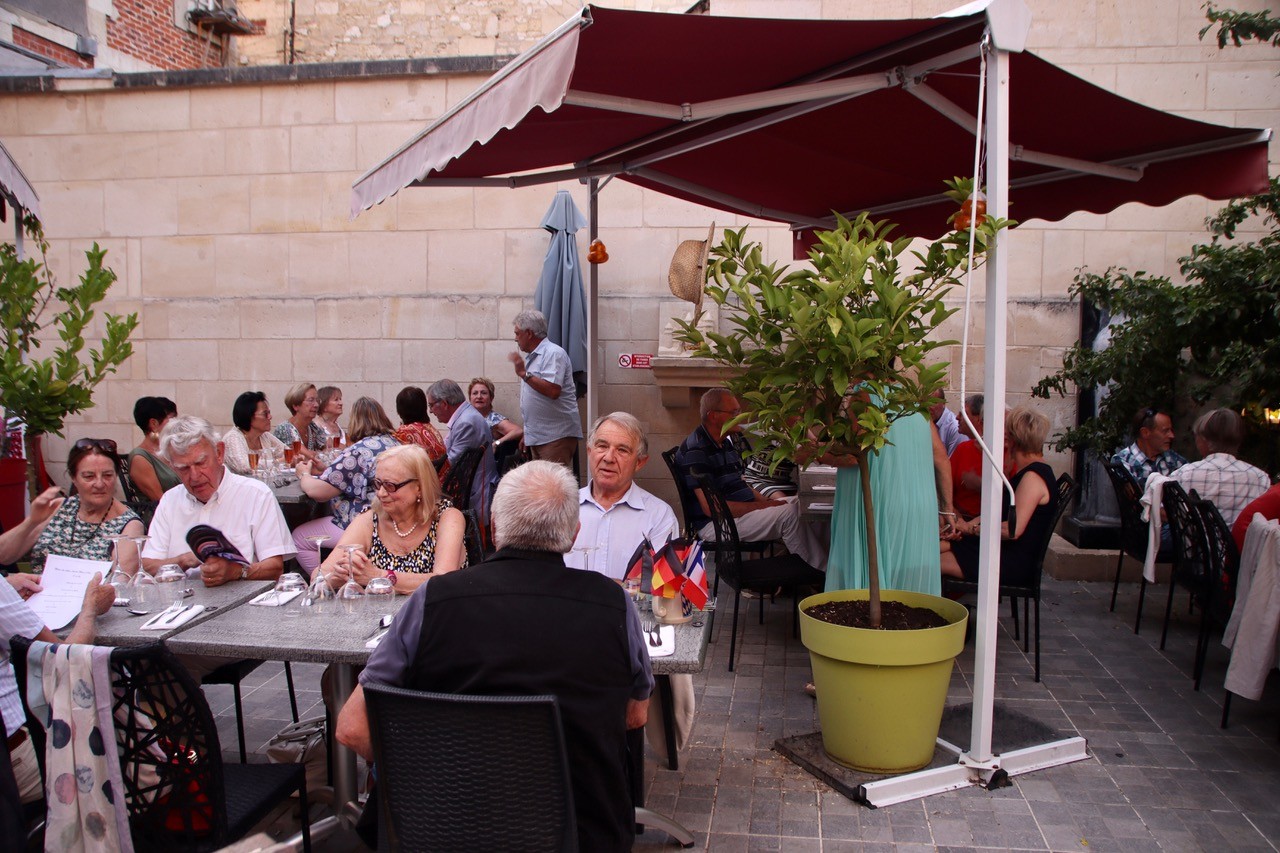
(1, 580), (46, 736)
(1112, 443), (1187, 486)
(675, 426), (755, 529)
(142, 468), (296, 563)
(319, 434), (400, 528)
(30, 496), (141, 571)
(519, 338), (583, 445)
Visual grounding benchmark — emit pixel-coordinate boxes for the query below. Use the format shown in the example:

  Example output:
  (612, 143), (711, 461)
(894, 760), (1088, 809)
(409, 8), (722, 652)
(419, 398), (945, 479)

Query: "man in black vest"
(337, 460), (653, 852)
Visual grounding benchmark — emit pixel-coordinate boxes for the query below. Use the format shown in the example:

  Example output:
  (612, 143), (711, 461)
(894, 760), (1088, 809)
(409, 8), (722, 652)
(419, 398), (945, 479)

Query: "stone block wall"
(2, 0), (1277, 510)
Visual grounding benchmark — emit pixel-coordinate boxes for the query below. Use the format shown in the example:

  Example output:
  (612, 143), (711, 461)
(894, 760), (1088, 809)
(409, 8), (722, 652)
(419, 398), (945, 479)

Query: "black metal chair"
(204, 657), (299, 764)
(462, 507), (486, 566)
(112, 451), (157, 528)
(943, 473), (1076, 683)
(1102, 460), (1171, 634)
(1190, 495), (1240, 692)
(363, 682), (577, 852)
(696, 473), (825, 671)
(440, 445), (487, 513)
(12, 639), (310, 853)
(1159, 481), (1212, 654)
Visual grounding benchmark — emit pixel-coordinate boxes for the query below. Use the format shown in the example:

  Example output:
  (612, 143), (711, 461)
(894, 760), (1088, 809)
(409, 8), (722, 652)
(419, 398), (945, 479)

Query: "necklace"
(388, 514), (421, 538)
(71, 500), (112, 547)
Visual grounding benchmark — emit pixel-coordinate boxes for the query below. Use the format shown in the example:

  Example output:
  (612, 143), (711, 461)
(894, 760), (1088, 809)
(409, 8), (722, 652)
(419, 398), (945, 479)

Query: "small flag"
(681, 540), (709, 610)
(651, 537), (684, 598)
(625, 537), (653, 582)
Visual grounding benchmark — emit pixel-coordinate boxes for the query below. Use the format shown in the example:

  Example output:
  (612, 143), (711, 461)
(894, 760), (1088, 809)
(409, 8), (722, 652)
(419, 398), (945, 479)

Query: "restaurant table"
(61, 578), (274, 646)
(270, 475), (309, 504)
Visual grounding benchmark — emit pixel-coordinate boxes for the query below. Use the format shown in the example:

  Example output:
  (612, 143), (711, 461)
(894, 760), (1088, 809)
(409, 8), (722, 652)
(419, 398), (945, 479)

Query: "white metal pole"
(969, 44), (1011, 764)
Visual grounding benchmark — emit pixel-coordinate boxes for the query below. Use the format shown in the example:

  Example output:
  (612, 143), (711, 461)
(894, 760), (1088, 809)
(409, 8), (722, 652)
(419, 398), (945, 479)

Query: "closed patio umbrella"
(534, 190), (589, 394)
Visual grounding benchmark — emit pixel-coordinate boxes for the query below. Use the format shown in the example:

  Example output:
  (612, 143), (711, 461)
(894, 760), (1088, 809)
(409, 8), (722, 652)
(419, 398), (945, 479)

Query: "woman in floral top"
(291, 397), (399, 576)
(319, 444), (466, 593)
(31, 440), (144, 572)
(272, 382), (327, 463)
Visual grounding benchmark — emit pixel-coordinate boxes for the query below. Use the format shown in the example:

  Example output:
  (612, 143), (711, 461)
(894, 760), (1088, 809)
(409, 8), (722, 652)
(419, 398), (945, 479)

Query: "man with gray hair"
(566, 412), (678, 580)
(339, 461), (652, 851)
(141, 415), (295, 585)
(1169, 407), (1269, 526)
(508, 308), (582, 468)
(427, 378), (496, 526)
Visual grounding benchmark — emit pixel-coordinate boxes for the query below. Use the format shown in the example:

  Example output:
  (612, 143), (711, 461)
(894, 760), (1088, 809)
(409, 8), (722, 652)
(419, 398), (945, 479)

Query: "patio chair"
(462, 507), (486, 565)
(1190, 495), (1240, 692)
(363, 682), (577, 852)
(943, 473), (1076, 683)
(696, 473), (825, 672)
(111, 449), (158, 527)
(204, 657), (299, 764)
(1158, 481), (1211, 653)
(440, 445), (486, 513)
(1103, 460), (1171, 633)
(12, 638), (310, 853)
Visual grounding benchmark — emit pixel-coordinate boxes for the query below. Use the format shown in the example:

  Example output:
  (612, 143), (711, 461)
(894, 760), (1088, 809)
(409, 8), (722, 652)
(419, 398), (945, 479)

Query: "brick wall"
(107, 0), (227, 69)
(10, 27), (94, 69)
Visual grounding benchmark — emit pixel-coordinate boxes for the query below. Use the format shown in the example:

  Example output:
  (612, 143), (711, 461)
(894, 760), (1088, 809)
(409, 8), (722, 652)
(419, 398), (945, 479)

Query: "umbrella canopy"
(534, 190), (589, 382)
(352, 3), (1270, 248)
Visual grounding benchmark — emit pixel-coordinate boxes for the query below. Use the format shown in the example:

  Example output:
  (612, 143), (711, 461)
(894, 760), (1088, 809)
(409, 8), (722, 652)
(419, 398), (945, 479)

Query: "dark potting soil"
(804, 599), (948, 630)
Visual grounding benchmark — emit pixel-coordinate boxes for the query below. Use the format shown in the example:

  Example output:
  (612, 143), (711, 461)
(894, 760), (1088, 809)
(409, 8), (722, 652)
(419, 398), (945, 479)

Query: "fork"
(643, 621), (662, 647)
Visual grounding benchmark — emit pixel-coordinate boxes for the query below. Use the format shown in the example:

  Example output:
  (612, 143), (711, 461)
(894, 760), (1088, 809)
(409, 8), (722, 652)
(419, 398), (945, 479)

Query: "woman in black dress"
(941, 407), (1057, 586)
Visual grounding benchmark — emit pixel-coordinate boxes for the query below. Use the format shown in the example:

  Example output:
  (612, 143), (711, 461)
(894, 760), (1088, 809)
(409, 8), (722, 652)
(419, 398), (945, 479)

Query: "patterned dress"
(31, 495), (142, 571)
(318, 434), (400, 528)
(368, 499), (468, 574)
(272, 419), (328, 452)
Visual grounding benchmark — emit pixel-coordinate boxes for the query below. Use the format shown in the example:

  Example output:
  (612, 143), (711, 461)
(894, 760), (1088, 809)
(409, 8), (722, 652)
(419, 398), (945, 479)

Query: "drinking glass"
(247, 448), (260, 472)
(623, 576), (642, 603)
(155, 563), (186, 612)
(284, 445), (296, 465)
(125, 535), (149, 576)
(127, 570), (158, 616)
(338, 544), (365, 615)
(275, 572), (308, 616)
(365, 576), (394, 613)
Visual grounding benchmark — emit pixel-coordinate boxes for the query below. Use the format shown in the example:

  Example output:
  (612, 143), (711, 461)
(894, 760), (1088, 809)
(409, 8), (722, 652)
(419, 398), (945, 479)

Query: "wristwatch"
(240, 564), (249, 580)
(385, 569), (398, 587)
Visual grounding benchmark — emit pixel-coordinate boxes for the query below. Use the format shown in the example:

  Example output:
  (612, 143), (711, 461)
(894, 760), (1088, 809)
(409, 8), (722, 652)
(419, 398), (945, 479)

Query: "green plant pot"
(799, 588), (969, 774)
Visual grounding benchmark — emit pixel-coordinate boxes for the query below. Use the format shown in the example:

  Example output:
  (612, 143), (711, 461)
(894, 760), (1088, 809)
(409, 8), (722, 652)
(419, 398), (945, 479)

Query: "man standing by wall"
(509, 309), (582, 470)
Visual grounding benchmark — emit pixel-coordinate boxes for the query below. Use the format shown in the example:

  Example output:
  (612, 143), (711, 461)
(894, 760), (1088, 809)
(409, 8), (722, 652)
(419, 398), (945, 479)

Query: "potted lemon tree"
(678, 200), (1006, 773)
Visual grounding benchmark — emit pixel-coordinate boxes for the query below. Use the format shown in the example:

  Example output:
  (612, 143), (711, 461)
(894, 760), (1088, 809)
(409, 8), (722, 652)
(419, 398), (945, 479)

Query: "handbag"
(265, 716), (328, 792)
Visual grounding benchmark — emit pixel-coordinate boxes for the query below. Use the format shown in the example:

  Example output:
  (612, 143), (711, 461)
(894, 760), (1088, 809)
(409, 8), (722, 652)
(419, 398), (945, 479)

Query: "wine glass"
(127, 570), (158, 616)
(301, 569), (335, 615)
(275, 572), (308, 616)
(105, 533), (132, 604)
(306, 534), (332, 570)
(125, 534), (149, 577)
(337, 544), (365, 615)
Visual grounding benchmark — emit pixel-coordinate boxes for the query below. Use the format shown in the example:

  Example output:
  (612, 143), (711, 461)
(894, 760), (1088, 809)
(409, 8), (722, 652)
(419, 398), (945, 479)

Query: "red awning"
(351, 4), (1271, 245)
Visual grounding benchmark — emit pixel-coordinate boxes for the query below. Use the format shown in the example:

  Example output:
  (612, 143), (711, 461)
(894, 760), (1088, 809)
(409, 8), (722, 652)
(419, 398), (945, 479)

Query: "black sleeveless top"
(954, 461), (1058, 585)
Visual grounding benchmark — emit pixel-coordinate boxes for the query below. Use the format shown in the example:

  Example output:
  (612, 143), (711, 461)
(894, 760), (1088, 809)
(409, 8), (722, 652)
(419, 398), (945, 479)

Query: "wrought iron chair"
(696, 473), (825, 671)
(1102, 460), (1171, 634)
(363, 682), (577, 852)
(1190, 495), (1240, 692)
(440, 445), (487, 513)
(1159, 481), (1211, 653)
(942, 473), (1076, 682)
(13, 639), (310, 853)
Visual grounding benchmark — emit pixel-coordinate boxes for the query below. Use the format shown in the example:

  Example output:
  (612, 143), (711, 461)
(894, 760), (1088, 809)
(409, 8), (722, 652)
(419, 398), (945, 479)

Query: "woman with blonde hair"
(942, 407), (1057, 585)
(320, 443), (467, 593)
(292, 397), (400, 576)
(272, 382), (326, 462)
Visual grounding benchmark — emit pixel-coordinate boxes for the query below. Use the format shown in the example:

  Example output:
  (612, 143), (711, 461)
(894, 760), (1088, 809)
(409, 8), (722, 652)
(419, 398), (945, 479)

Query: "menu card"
(25, 554), (111, 630)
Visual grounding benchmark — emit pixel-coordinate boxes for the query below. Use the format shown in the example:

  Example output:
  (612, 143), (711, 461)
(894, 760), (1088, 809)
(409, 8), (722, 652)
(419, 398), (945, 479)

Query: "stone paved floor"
(209, 578), (1280, 851)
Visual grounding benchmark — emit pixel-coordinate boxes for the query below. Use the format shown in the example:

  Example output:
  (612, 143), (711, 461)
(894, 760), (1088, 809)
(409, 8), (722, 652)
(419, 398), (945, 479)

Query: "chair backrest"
(1163, 481), (1209, 584)
(363, 682), (577, 853)
(440, 445), (487, 512)
(694, 471), (742, 575)
(461, 507), (485, 566)
(110, 452), (157, 527)
(1103, 461), (1150, 558)
(12, 638), (231, 849)
(1191, 493), (1241, 620)
(661, 447), (701, 538)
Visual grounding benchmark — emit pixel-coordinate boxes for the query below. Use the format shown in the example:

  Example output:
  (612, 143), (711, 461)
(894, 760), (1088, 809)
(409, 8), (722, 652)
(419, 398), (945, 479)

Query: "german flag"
(650, 537), (685, 598)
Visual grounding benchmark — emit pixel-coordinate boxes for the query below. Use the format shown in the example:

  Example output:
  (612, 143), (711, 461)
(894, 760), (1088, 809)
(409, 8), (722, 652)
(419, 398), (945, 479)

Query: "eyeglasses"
(714, 409), (742, 417)
(74, 438), (118, 455)
(372, 477), (417, 494)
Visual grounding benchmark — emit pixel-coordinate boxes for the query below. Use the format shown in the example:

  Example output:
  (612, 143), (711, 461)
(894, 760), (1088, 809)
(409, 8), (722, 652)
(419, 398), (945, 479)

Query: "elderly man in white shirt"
(1170, 408), (1270, 527)
(141, 415), (295, 584)
(564, 412), (678, 580)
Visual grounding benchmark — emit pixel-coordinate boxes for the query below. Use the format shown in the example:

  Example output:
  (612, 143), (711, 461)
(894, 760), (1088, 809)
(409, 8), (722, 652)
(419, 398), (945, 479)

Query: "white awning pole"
(969, 41), (1010, 766)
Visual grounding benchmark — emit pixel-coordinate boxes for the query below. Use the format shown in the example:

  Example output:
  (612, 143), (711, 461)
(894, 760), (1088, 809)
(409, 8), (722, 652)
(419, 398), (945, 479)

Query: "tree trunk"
(23, 432), (51, 501)
(859, 449), (881, 628)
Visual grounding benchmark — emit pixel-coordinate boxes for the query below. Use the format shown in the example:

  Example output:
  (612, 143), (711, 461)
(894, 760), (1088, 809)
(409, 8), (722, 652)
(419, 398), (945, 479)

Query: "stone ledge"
(1044, 534), (1171, 583)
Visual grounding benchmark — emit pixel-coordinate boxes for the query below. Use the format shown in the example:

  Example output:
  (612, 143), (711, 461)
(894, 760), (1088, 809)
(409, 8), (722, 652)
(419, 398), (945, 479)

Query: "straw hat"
(668, 222), (716, 304)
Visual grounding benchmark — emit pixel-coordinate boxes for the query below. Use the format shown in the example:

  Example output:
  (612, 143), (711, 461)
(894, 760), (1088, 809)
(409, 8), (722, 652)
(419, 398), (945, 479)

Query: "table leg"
(331, 663), (359, 816)
(657, 673), (679, 770)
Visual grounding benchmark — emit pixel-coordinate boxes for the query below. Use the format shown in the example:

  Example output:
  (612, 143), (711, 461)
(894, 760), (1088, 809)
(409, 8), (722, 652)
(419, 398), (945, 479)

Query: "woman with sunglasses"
(30, 440), (144, 571)
(291, 397), (400, 576)
(127, 396), (180, 501)
(318, 444), (466, 594)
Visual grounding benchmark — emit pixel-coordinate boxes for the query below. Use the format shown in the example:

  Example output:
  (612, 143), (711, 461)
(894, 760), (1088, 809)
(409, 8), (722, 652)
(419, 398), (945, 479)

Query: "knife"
(160, 605), (191, 627)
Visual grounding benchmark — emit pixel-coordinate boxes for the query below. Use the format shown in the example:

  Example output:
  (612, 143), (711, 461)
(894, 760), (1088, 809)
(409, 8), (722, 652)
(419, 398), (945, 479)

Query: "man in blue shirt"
(675, 388), (827, 571)
(509, 309), (583, 470)
(1111, 406), (1187, 486)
